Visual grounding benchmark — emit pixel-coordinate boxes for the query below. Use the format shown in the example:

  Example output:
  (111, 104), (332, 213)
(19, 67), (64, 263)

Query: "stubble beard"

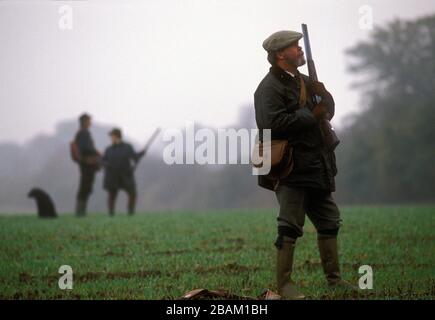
(297, 56), (306, 67)
(285, 55), (306, 69)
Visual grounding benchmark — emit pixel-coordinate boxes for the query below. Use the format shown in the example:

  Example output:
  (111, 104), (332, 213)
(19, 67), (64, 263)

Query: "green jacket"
(254, 65), (337, 191)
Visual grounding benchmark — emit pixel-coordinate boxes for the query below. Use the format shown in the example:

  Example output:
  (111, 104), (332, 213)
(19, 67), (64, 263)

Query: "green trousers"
(275, 184), (342, 239)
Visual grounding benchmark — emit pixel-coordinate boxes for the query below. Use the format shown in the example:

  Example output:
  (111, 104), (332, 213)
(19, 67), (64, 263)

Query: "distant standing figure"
(28, 188), (57, 218)
(73, 113), (101, 216)
(102, 128), (145, 216)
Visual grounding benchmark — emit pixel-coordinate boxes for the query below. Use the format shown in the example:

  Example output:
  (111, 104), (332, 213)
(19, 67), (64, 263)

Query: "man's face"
(84, 118), (91, 129)
(277, 41), (306, 68)
(110, 134), (121, 144)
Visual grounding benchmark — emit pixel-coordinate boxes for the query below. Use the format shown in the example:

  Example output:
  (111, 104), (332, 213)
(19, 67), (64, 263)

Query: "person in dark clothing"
(74, 113), (101, 216)
(102, 128), (145, 216)
(255, 30), (356, 299)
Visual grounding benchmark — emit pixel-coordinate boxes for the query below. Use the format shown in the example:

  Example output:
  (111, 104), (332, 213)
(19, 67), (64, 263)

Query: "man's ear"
(275, 50), (284, 61)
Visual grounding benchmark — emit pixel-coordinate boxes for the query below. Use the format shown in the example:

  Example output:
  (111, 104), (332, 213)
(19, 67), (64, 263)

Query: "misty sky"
(0, 0), (433, 145)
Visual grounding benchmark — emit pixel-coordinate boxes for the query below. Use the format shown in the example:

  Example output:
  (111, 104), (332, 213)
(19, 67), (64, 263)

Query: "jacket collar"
(270, 65), (300, 85)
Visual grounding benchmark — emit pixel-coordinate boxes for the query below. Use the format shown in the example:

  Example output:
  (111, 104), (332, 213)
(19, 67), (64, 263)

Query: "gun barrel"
(301, 23), (318, 82)
(302, 24), (340, 150)
(144, 127), (161, 151)
(301, 24), (312, 60)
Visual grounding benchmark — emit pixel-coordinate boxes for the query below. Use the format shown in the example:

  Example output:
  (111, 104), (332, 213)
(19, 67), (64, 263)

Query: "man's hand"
(311, 81), (334, 120)
(138, 149), (147, 158)
(312, 103), (331, 120)
(311, 81), (326, 95)
(294, 107), (317, 127)
(311, 81), (328, 97)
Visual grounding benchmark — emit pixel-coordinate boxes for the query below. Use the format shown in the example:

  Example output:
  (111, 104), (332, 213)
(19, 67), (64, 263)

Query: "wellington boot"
(318, 237), (358, 291)
(277, 237), (306, 300)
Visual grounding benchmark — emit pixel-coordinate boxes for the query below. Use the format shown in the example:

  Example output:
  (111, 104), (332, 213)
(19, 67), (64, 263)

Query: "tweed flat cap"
(262, 30), (303, 52)
(109, 128), (122, 138)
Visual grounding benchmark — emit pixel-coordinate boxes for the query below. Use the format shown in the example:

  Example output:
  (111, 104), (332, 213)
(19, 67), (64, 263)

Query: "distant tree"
(336, 15), (435, 203)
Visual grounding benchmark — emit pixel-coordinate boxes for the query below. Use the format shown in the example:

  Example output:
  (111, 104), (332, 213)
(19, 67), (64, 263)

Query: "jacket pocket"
(293, 148), (323, 174)
(325, 151), (338, 176)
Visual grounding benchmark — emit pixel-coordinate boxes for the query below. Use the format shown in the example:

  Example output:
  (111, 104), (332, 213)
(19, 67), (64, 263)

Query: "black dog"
(28, 188), (58, 218)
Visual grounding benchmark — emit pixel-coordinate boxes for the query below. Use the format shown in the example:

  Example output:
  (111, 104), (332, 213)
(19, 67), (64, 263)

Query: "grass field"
(0, 206), (434, 300)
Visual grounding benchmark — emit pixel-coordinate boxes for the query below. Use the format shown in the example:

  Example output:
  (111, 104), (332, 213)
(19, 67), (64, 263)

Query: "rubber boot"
(108, 192), (117, 217)
(317, 235), (358, 291)
(127, 193), (136, 216)
(75, 199), (87, 217)
(276, 236), (305, 300)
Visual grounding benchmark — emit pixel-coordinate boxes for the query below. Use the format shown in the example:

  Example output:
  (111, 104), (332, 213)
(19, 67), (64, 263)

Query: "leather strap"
(299, 76), (307, 108)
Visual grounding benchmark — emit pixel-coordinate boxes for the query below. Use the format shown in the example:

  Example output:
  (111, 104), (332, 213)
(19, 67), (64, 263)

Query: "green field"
(0, 207), (434, 300)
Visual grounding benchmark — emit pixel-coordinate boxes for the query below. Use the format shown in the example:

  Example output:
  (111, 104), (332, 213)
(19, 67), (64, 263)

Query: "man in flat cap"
(102, 128), (145, 216)
(73, 113), (101, 216)
(254, 30), (356, 299)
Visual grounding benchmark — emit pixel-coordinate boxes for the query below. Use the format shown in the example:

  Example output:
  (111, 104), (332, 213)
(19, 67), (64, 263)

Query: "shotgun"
(301, 23), (340, 151)
(142, 127), (161, 153)
(132, 127), (161, 171)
